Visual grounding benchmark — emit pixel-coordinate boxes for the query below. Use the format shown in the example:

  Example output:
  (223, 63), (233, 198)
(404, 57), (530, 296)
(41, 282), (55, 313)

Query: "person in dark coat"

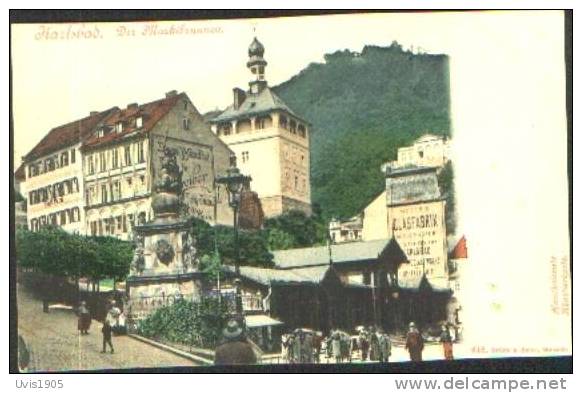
(101, 320), (114, 354)
(440, 324), (454, 360)
(77, 301), (91, 335)
(359, 331), (369, 361)
(214, 319), (258, 365)
(369, 327), (380, 361)
(405, 322), (424, 362)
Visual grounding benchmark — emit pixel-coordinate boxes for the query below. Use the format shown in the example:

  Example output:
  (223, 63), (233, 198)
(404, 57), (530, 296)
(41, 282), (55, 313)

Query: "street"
(17, 285), (199, 372)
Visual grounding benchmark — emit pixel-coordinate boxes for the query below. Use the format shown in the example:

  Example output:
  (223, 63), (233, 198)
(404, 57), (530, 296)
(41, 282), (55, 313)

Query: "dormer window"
(97, 125), (112, 138)
(116, 122), (123, 133)
(136, 117), (143, 128)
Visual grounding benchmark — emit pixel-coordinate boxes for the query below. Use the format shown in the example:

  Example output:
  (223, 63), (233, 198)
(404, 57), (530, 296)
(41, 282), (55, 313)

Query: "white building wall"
(23, 143), (86, 234)
(361, 191), (388, 241)
(224, 129), (283, 198)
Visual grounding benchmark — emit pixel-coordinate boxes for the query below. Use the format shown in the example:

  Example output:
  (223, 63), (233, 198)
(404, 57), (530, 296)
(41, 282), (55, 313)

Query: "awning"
(245, 314), (284, 328)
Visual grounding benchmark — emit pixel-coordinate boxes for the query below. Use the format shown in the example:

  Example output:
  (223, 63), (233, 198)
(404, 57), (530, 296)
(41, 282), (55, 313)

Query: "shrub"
(137, 297), (229, 349)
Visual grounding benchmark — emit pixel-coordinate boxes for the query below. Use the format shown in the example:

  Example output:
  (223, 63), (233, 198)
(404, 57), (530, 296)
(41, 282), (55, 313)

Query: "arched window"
(289, 120), (297, 134)
(279, 115), (288, 130)
(298, 124), (306, 138)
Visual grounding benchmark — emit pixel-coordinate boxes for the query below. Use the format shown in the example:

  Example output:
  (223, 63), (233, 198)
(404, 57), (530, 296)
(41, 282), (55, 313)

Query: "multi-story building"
(20, 108), (117, 233)
(82, 91), (234, 240)
(330, 165), (450, 289)
(18, 91), (235, 239)
(209, 37), (312, 218)
(383, 133), (450, 170)
(328, 215), (363, 243)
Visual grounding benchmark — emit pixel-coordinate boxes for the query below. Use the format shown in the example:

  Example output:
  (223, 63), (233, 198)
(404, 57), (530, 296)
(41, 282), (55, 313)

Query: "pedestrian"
(214, 318), (258, 365)
(405, 322), (424, 362)
(369, 327), (380, 361)
(287, 334), (296, 363)
(331, 332), (342, 363)
(106, 300), (121, 334)
(313, 332), (323, 363)
(379, 333), (392, 363)
(359, 330), (369, 361)
(101, 320), (114, 354)
(77, 301), (91, 335)
(302, 331), (312, 363)
(293, 331), (304, 363)
(440, 324), (454, 360)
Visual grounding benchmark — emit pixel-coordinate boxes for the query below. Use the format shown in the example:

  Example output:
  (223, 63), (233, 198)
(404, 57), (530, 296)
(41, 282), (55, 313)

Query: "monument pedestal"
(125, 148), (204, 330)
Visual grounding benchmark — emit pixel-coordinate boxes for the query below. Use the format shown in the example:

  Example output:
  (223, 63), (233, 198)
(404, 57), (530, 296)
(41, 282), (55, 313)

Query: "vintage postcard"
(10, 10), (571, 372)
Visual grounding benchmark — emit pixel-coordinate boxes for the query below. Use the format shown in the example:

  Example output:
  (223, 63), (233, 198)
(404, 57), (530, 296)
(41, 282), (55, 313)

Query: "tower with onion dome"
(209, 37), (312, 218)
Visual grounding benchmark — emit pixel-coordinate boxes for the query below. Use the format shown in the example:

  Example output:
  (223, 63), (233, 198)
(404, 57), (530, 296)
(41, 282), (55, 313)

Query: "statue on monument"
(130, 232), (145, 274)
(181, 232), (198, 271)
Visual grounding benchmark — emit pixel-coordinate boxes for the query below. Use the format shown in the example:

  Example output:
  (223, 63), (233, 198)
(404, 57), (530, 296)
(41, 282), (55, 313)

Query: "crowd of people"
(277, 322), (455, 364)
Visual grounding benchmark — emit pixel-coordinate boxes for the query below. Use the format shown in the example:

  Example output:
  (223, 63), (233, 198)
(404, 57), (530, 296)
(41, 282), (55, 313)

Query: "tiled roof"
(23, 107), (118, 161)
(210, 87), (302, 123)
(82, 93), (185, 149)
(272, 238), (407, 269)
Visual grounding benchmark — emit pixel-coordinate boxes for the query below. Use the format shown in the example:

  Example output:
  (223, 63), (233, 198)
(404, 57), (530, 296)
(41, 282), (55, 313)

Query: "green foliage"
(265, 228), (296, 251)
(137, 297), (229, 349)
(273, 42), (451, 219)
(91, 236), (133, 282)
(189, 217), (274, 267)
(264, 209), (328, 250)
(199, 251), (222, 282)
(191, 208), (329, 259)
(15, 227), (132, 282)
(437, 161), (457, 235)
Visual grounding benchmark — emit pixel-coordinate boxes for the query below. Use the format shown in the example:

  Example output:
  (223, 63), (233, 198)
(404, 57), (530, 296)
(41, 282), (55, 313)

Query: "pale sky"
(11, 11), (571, 353)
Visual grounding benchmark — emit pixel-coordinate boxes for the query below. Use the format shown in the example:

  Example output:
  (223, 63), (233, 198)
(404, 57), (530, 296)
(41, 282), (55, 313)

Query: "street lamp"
(216, 154), (252, 317)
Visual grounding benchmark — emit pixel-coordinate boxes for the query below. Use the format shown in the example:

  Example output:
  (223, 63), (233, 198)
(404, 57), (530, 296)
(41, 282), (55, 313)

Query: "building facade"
(19, 92), (235, 239)
(20, 108), (116, 233)
(209, 38), (312, 218)
(383, 133), (450, 170)
(82, 91), (234, 240)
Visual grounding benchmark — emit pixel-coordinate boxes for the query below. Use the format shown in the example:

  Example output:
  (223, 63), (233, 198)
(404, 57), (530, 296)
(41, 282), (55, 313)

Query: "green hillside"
(273, 42), (451, 219)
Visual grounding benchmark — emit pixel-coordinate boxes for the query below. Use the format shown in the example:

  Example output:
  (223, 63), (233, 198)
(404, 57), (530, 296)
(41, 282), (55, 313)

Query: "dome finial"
(248, 37), (265, 58)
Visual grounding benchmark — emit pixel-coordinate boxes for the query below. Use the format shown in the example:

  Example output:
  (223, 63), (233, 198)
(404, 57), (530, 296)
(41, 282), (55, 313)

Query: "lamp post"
(216, 154), (251, 317)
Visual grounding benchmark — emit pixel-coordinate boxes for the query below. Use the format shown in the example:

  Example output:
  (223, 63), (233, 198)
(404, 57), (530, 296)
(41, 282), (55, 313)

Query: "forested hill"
(272, 42), (451, 219)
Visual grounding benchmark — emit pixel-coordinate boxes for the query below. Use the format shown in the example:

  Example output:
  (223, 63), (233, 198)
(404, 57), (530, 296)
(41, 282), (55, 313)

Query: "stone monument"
(125, 146), (203, 327)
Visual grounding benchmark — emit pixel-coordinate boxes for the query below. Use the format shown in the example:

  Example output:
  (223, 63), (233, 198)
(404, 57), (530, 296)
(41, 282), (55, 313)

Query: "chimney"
(90, 111), (99, 116)
(165, 90), (177, 98)
(233, 88), (246, 110)
(127, 103), (138, 110)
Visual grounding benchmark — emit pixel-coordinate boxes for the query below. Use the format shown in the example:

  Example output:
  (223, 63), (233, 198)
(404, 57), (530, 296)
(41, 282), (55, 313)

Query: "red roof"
(82, 93), (185, 150)
(23, 108), (118, 161)
(450, 235), (468, 259)
(14, 164), (25, 180)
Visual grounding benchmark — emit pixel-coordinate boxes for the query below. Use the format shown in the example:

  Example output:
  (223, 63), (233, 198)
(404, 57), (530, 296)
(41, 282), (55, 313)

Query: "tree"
(16, 228), (133, 294)
(266, 228), (296, 250)
(188, 218), (274, 268)
(438, 160), (457, 236)
(91, 236), (133, 283)
(264, 209), (328, 250)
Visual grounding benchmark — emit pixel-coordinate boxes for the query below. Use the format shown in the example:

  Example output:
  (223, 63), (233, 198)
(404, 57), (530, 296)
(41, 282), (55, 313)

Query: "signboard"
(389, 200), (448, 286)
(151, 136), (216, 222)
(386, 170), (440, 205)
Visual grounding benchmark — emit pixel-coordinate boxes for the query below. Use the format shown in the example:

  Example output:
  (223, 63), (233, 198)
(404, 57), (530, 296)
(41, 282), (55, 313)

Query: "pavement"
(16, 285), (200, 372)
